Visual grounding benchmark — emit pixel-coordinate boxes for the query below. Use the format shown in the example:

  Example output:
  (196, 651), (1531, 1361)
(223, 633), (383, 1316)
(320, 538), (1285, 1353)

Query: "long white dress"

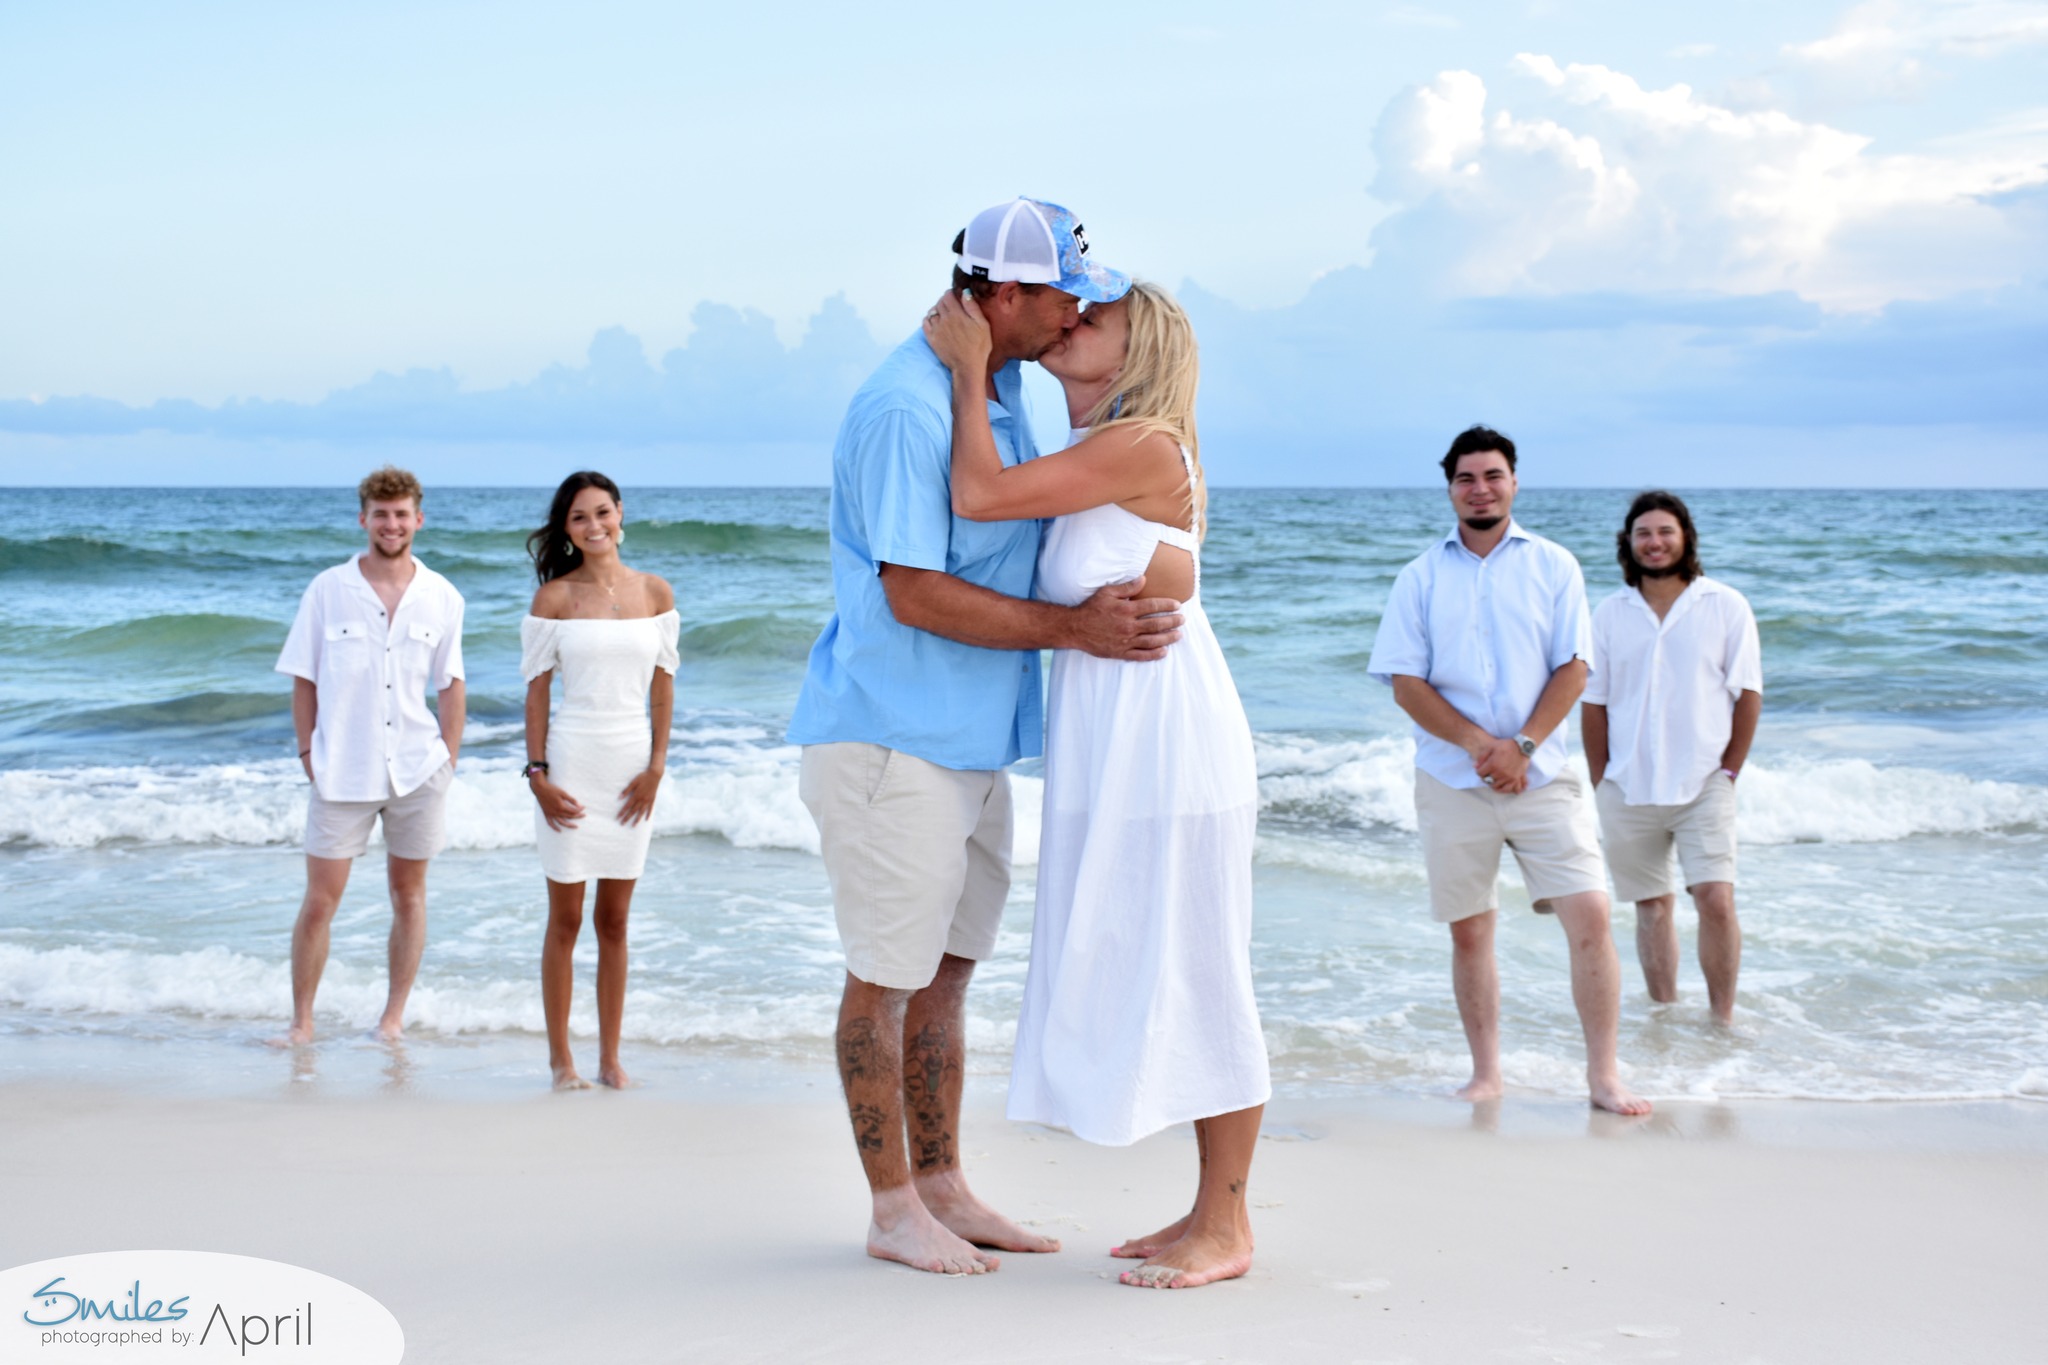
(1006, 444), (1271, 1146)
(520, 611), (680, 883)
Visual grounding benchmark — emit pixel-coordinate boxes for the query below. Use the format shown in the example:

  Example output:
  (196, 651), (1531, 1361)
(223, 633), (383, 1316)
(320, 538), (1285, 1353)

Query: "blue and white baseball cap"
(956, 197), (1130, 303)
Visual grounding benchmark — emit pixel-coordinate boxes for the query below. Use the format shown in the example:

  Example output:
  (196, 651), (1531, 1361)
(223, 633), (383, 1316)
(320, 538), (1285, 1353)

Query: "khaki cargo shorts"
(1596, 772), (1739, 904)
(799, 742), (1012, 990)
(1414, 768), (1607, 923)
(304, 762), (454, 861)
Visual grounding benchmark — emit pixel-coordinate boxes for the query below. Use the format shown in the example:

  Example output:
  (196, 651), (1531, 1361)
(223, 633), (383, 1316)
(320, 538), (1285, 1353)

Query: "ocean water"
(2, 486), (2044, 1104)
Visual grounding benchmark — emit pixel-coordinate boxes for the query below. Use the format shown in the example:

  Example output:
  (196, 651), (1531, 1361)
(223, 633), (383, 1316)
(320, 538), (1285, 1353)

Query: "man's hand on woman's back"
(1067, 578), (1183, 661)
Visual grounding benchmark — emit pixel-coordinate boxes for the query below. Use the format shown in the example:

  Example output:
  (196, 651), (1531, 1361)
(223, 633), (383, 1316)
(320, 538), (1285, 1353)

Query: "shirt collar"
(1623, 573), (1719, 625)
(1440, 518), (1532, 554)
(343, 553), (427, 610)
(913, 331), (1024, 416)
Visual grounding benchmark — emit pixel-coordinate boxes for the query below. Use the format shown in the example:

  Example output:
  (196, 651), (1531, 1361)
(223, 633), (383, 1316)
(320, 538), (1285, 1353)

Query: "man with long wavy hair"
(1582, 491), (1762, 1025)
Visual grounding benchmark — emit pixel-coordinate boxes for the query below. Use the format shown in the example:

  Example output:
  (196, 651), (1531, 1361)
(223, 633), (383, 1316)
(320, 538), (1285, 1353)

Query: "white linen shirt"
(276, 556), (466, 802)
(1368, 521), (1595, 792)
(1584, 575), (1762, 807)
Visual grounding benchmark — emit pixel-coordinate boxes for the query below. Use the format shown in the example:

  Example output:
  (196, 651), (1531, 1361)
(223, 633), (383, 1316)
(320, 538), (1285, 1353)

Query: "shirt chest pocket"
(322, 621), (373, 674)
(406, 622), (442, 650)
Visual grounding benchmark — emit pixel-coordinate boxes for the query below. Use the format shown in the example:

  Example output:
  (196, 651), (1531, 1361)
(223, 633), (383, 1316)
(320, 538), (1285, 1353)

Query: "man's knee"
(1552, 891), (1613, 942)
(841, 972), (913, 1017)
(1635, 893), (1677, 922)
(1448, 910), (1495, 952)
(296, 895), (341, 930)
(1691, 881), (1737, 920)
(386, 855), (429, 897)
(918, 953), (977, 999)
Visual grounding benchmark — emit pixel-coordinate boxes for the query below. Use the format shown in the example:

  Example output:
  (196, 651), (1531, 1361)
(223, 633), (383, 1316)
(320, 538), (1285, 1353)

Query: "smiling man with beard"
(273, 465), (466, 1047)
(1581, 491), (1762, 1026)
(1368, 426), (1651, 1116)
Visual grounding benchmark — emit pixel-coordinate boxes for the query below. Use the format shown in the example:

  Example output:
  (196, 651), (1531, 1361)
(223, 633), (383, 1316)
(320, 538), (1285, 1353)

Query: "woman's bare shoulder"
(529, 579), (574, 618)
(639, 572), (676, 612)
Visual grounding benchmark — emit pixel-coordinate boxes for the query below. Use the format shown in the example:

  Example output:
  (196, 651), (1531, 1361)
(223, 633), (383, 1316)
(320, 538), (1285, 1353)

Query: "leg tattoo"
(838, 1015), (879, 1086)
(904, 1021), (960, 1173)
(849, 1102), (888, 1155)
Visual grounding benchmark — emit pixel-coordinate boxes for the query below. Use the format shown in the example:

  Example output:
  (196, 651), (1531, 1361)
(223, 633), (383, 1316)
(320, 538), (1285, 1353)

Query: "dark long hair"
(528, 471), (623, 584)
(1616, 490), (1702, 587)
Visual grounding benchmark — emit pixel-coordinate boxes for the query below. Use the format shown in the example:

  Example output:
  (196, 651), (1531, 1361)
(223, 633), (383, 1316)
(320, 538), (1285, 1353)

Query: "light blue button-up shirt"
(1367, 520), (1595, 791)
(785, 331), (1044, 771)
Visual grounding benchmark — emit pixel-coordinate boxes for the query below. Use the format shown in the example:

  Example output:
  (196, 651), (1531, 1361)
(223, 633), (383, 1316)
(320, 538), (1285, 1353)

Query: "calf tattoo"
(849, 1102), (888, 1155)
(838, 1016), (879, 1085)
(904, 1022), (960, 1172)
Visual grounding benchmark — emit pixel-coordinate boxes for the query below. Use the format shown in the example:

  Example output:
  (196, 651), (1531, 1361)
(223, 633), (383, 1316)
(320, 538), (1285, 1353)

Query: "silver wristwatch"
(1513, 733), (1538, 757)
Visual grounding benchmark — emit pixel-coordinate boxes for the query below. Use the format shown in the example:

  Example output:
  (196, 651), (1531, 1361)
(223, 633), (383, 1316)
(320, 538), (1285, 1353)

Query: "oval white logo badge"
(3, 1251), (402, 1363)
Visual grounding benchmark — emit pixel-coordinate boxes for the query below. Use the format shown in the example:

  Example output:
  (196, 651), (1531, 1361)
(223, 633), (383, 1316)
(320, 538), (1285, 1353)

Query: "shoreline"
(4, 1079), (2043, 1363)
(6, 1026), (2047, 1154)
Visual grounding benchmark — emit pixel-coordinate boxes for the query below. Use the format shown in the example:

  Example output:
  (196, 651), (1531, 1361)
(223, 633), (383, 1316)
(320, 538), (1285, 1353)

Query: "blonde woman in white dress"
(924, 282), (1269, 1290)
(521, 472), (679, 1090)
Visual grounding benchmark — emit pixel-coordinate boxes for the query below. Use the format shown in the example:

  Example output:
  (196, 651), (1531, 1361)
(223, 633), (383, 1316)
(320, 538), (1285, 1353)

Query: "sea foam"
(3, 743), (2039, 854)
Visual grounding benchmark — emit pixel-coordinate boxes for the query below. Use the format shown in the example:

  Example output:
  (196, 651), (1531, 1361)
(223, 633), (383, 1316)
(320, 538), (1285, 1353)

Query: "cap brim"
(1055, 261), (1131, 304)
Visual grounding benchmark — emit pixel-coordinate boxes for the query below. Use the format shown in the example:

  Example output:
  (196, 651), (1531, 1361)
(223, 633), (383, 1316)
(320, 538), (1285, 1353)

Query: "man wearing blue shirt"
(1367, 426), (1651, 1116)
(789, 198), (1183, 1276)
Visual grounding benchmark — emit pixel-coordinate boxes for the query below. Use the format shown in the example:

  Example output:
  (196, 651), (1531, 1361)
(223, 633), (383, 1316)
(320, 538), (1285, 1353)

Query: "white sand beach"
(5, 1075), (2042, 1364)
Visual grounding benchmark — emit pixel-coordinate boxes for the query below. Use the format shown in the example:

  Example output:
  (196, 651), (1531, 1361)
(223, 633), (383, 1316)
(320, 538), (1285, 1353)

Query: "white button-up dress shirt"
(1368, 521), (1595, 791)
(276, 556), (466, 801)
(1584, 575), (1762, 807)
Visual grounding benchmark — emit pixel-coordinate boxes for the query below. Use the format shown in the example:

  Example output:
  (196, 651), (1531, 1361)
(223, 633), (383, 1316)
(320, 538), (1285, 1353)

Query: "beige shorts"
(1414, 768), (1608, 923)
(304, 763), (454, 861)
(1596, 772), (1738, 903)
(798, 742), (1012, 990)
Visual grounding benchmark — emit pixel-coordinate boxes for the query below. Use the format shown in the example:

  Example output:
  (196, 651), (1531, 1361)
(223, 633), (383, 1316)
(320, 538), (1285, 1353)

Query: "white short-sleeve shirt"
(276, 555), (466, 802)
(1584, 575), (1763, 807)
(1367, 521), (1595, 791)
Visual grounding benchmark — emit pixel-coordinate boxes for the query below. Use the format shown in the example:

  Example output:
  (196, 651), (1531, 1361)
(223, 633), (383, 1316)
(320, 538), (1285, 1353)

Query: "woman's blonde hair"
(1079, 280), (1205, 534)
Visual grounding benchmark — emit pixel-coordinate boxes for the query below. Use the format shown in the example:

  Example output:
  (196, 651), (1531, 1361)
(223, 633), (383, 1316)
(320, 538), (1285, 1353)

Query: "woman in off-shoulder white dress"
(521, 471), (679, 1090)
(925, 281), (1268, 1291)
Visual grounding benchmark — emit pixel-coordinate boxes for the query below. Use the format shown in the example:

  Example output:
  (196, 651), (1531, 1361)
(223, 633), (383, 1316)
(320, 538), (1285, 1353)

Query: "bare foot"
(1112, 1211), (1192, 1259)
(919, 1178), (1061, 1253)
(265, 1023), (316, 1049)
(1119, 1226), (1253, 1289)
(597, 1062), (632, 1089)
(1455, 1075), (1504, 1102)
(1590, 1076), (1652, 1116)
(551, 1065), (592, 1092)
(868, 1203), (1001, 1275)
(374, 1018), (404, 1043)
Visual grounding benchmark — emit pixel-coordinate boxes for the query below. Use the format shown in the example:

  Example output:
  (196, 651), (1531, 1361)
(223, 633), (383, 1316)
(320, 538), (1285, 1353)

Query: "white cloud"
(1367, 53), (2048, 308)
(1785, 1), (2048, 99)
(1789, 0), (2048, 63)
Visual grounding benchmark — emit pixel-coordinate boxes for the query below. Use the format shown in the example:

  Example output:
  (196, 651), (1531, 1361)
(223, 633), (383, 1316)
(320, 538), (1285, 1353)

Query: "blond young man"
(1582, 491), (1762, 1025)
(273, 466), (465, 1045)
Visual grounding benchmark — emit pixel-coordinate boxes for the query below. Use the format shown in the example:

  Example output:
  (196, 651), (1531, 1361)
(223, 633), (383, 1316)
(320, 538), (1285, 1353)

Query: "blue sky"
(2, 0), (2044, 485)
